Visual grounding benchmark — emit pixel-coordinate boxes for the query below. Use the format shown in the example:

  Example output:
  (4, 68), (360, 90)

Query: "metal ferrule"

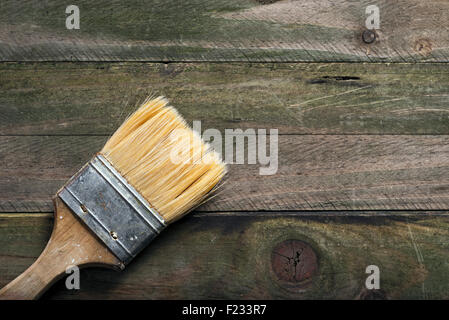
(58, 154), (166, 265)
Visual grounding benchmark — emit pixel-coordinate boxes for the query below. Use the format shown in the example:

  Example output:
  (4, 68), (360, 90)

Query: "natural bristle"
(101, 96), (227, 223)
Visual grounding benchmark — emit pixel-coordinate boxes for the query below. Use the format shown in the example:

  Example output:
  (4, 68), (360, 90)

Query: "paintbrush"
(0, 96), (227, 299)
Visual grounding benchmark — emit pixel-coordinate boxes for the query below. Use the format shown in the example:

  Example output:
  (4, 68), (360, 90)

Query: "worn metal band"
(58, 154), (166, 265)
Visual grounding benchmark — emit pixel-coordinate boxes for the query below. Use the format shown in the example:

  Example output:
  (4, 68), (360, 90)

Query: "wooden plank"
(1, 213), (448, 299)
(1, 135), (449, 213)
(0, 1), (448, 62)
(1, 62), (449, 135)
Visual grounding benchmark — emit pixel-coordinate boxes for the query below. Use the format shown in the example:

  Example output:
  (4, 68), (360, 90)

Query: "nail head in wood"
(362, 29), (376, 44)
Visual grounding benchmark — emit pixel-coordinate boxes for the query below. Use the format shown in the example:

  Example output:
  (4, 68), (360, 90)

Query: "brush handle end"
(0, 198), (121, 300)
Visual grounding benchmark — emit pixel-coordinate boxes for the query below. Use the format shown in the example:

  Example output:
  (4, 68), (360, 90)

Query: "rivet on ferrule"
(57, 154), (166, 265)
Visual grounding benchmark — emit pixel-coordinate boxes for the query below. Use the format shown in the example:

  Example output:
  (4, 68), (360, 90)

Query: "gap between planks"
(2, 211), (449, 218)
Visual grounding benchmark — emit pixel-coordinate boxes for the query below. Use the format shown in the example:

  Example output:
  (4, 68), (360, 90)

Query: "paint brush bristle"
(101, 96), (227, 223)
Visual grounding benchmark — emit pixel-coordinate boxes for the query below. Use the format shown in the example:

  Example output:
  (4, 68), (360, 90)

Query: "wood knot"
(414, 38), (433, 57)
(271, 240), (318, 290)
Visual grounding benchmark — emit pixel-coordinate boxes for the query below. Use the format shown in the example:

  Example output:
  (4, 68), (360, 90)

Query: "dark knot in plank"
(271, 239), (318, 290)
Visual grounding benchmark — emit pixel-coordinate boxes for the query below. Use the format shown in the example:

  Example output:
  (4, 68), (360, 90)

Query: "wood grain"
(1, 62), (449, 135)
(1, 0), (448, 301)
(1, 135), (449, 213)
(1, 213), (449, 299)
(0, 0), (448, 62)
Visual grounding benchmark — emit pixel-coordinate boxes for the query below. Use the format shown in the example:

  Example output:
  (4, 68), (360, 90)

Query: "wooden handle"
(0, 197), (122, 299)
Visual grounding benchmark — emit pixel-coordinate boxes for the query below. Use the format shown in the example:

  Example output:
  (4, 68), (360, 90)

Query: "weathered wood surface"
(0, 0), (448, 62)
(1, 214), (448, 299)
(1, 62), (449, 135)
(1, 135), (449, 213)
(1, 0), (448, 301)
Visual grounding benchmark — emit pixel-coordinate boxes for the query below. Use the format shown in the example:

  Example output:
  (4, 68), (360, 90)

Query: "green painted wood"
(1, 135), (449, 213)
(1, 62), (449, 135)
(0, 0), (448, 62)
(1, 214), (448, 299)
